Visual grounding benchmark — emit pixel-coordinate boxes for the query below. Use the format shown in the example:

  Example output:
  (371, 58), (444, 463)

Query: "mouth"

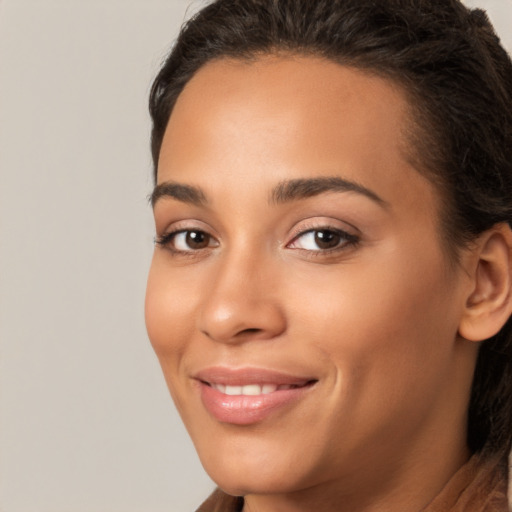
(194, 367), (318, 425)
(206, 382), (313, 396)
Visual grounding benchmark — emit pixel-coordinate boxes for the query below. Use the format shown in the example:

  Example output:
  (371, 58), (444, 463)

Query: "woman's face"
(146, 57), (476, 498)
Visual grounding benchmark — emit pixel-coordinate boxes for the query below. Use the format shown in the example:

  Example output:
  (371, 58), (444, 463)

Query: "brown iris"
(185, 231), (211, 249)
(314, 230), (342, 249)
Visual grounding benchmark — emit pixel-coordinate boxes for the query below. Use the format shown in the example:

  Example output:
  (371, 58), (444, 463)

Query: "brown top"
(195, 453), (509, 512)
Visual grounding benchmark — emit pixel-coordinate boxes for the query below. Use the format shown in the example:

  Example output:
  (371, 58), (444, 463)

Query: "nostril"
(239, 328), (262, 336)
(198, 300), (287, 343)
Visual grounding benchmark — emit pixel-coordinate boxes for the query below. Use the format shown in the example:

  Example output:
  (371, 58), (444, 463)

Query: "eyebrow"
(270, 177), (387, 207)
(150, 176), (387, 208)
(150, 181), (208, 207)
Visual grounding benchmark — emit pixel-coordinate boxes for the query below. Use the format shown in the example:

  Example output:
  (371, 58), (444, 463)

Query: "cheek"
(145, 257), (207, 423)
(145, 257), (196, 374)
(293, 246), (459, 409)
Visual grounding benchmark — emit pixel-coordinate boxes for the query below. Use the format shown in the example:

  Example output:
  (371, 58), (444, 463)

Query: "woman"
(145, 0), (512, 510)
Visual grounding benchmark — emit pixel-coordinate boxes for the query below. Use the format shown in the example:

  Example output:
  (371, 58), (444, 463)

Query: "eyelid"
(156, 218), (219, 238)
(285, 217), (361, 255)
(286, 217), (359, 242)
(287, 227), (359, 250)
(155, 220), (220, 254)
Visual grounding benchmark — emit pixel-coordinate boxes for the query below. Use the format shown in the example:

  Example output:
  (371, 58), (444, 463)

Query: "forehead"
(158, 55), (436, 222)
(159, 55), (414, 173)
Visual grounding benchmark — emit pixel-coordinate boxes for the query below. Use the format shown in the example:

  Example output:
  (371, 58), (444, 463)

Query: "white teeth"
(241, 384), (262, 396)
(211, 383), (295, 395)
(224, 385), (242, 395)
(262, 384), (278, 394)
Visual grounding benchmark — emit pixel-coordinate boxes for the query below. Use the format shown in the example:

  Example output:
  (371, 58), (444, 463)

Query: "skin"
(146, 56), (491, 512)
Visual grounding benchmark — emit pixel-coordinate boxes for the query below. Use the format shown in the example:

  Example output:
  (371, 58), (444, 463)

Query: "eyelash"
(155, 226), (360, 257)
(287, 227), (360, 255)
(155, 229), (218, 256)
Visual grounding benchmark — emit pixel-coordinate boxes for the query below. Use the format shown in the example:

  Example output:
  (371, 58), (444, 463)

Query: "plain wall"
(0, 2), (213, 511)
(0, 1), (511, 511)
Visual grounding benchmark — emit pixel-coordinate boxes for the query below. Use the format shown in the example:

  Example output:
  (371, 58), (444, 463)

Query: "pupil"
(186, 231), (209, 249)
(314, 230), (340, 249)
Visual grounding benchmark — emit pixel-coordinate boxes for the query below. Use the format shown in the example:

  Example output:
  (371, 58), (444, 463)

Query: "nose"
(197, 252), (287, 344)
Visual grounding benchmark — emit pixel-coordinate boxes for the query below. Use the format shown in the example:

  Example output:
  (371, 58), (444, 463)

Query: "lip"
(194, 366), (317, 425)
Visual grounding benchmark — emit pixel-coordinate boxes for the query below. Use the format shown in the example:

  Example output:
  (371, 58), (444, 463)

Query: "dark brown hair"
(149, 0), (512, 458)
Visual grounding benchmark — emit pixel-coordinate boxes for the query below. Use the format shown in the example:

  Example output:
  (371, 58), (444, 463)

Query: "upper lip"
(194, 366), (317, 387)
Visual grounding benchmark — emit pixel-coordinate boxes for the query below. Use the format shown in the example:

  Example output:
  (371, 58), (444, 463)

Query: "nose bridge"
(197, 243), (286, 343)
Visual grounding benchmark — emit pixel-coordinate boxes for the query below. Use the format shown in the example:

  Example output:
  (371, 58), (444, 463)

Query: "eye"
(156, 229), (219, 253)
(288, 228), (358, 251)
(173, 230), (213, 251)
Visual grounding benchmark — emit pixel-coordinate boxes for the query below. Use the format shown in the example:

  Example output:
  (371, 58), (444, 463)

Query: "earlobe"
(458, 223), (512, 342)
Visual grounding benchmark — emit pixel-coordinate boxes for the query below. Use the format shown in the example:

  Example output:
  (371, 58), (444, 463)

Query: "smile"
(209, 383), (309, 396)
(194, 367), (317, 425)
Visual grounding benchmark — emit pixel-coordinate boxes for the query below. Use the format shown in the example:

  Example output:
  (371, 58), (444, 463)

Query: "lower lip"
(199, 382), (313, 425)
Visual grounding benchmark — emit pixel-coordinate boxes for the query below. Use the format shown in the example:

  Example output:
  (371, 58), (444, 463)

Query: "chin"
(208, 466), (309, 498)
(195, 433), (319, 497)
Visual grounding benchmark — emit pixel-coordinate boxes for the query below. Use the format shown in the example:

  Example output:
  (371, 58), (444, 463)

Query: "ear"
(458, 223), (512, 342)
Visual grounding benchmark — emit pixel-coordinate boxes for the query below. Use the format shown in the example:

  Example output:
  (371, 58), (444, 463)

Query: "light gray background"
(0, 1), (511, 511)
